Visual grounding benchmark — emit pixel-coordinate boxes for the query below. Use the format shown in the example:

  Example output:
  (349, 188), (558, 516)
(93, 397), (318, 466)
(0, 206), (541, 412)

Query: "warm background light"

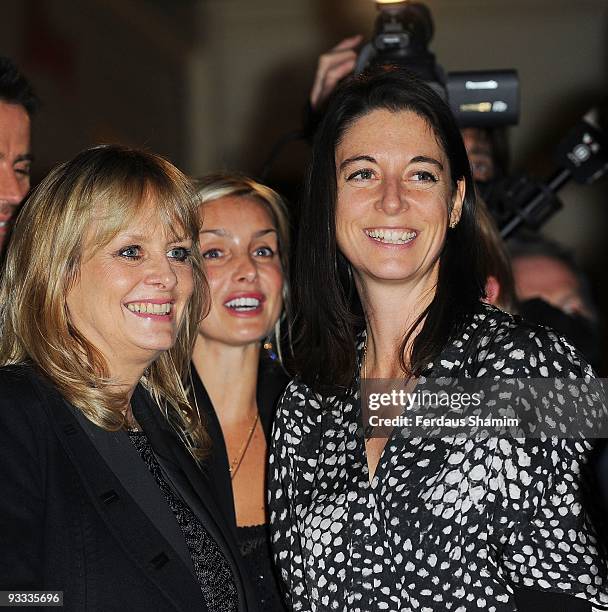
(0, 0), (606, 323)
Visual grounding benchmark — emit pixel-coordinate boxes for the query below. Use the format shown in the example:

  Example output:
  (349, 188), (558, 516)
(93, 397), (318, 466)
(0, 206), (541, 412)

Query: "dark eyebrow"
(0, 153), (33, 163)
(339, 154), (444, 172)
(411, 155), (443, 171)
(253, 228), (277, 238)
(339, 155), (377, 171)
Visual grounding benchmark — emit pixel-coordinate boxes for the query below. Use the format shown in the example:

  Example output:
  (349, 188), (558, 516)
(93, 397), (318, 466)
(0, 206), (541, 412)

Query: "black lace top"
(128, 430), (238, 612)
(236, 524), (285, 611)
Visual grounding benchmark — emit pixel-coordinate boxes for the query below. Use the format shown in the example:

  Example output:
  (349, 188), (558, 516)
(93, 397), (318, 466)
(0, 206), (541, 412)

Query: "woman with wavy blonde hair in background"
(191, 174), (290, 611)
(0, 145), (260, 612)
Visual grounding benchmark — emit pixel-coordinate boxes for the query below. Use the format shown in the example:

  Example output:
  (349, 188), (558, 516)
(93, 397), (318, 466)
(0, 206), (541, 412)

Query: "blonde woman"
(191, 175), (290, 611)
(0, 146), (259, 612)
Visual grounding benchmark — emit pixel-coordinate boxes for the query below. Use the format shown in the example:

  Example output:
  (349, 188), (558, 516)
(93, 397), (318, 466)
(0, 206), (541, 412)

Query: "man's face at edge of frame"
(0, 99), (32, 253)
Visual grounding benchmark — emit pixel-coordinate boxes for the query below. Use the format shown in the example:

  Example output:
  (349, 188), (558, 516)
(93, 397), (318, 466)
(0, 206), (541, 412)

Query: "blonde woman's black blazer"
(0, 363), (260, 612)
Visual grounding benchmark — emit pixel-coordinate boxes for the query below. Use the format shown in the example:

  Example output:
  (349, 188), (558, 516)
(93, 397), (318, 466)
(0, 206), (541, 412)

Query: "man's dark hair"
(292, 66), (485, 388)
(0, 57), (39, 116)
(508, 231), (597, 321)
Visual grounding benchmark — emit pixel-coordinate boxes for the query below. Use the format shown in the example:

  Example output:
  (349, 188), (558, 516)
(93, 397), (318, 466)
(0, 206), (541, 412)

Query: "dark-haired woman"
(268, 70), (607, 611)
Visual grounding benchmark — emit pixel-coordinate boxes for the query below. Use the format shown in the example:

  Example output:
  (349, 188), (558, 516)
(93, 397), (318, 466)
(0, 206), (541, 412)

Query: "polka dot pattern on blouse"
(268, 304), (608, 611)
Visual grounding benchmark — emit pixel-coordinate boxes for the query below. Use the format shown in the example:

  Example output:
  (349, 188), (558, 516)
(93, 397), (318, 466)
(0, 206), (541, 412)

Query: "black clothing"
(519, 297), (600, 370)
(269, 304), (607, 611)
(0, 363), (259, 612)
(236, 524), (286, 612)
(191, 355), (289, 611)
(128, 430), (238, 612)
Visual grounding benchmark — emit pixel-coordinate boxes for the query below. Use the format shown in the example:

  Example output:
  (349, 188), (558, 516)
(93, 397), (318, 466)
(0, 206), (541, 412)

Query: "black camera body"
(356, 1), (520, 129)
(498, 111), (608, 238)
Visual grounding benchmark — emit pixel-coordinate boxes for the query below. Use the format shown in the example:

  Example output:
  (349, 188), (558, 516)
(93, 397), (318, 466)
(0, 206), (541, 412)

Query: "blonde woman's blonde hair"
(0, 144), (210, 458)
(193, 173), (291, 363)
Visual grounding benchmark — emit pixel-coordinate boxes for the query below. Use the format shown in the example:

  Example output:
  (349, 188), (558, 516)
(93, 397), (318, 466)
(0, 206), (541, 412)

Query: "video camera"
(358, 1), (608, 236)
(357, 0), (519, 129)
(494, 109), (608, 238)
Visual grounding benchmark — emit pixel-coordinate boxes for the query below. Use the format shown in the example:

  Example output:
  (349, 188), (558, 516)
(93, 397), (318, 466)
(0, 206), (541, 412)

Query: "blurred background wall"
(2, 0), (607, 365)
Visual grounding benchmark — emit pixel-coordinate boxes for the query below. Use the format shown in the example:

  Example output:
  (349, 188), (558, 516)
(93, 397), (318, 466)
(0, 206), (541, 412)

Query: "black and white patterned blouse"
(268, 304), (608, 611)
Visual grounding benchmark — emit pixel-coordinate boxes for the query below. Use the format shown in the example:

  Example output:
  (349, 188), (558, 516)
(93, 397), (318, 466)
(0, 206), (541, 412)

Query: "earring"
(263, 337), (278, 361)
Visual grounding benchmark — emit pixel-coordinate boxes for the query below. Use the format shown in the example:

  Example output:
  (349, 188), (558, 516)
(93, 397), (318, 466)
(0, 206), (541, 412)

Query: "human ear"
(483, 275), (501, 305)
(449, 178), (465, 228)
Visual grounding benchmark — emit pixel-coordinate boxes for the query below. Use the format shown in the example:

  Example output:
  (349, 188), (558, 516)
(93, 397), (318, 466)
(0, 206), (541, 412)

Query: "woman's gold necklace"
(229, 411), (259, 480)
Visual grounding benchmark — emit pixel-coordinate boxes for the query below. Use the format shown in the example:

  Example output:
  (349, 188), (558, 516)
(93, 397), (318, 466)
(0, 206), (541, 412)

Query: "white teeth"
(0, 221), (6, 228)
(365, 229), (417, 244)
(126, 302), (172, 315)
(224, 297), (261, 311)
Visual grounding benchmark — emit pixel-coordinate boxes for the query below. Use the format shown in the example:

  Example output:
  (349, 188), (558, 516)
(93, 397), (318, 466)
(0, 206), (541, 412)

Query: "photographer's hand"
(310, 35), (362, 109)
